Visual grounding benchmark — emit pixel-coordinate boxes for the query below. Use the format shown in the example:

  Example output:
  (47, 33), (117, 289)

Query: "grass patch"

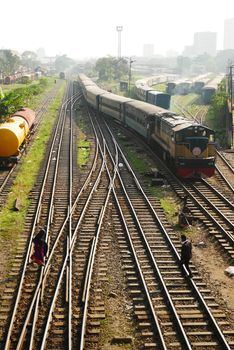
(0, 82), (65, 242)
(149, 186), (179, 223)
(75, 112), (91, 166)
(160, 196), (178, 222)
(123, 146), (149, 174)
(77, 131), (91, 166)
(152, 83), (167, 92)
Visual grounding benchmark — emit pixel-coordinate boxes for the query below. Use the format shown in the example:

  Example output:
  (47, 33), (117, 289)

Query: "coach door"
(146, 115), (155, 143)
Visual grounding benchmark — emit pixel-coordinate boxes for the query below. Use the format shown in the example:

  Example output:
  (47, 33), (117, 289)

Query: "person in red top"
(180, 234), (193, 277)
(30, 228), (48, 266)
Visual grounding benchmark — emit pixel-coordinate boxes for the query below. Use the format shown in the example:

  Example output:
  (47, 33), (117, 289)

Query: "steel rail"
(4, 84), (72, 350)
(217, 150), (234, 172)
(40, 147), (108, 350)
(87, 115), (170, 349)
(15, 85), (73, 349)
(215, 165), (234, 193)
(27, 85), (77, 350)
(105, 119), (232, 349)
(104, 144), (191, 348)
(78, 111), (119, 349)
(13, 92), (83, 349)
(13, 123), (100, 350)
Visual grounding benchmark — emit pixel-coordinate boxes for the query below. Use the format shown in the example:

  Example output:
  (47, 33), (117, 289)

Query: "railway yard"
(0, 79), (234, 350)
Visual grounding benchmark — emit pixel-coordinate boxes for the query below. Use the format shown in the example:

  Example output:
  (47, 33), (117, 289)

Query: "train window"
(209, 134), (215, 142)
(202, 130), (207, 136)
(175, 133), (183, 142)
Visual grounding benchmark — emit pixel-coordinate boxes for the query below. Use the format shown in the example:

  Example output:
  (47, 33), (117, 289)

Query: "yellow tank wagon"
(0, 108), (35, 166)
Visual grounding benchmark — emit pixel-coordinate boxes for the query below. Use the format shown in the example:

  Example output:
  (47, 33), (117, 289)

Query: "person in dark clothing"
(30, 228), (48, 266)
(180, 234), (193, 277)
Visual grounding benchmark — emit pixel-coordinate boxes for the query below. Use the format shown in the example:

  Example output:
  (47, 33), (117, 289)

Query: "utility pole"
(229, 64), (234, 147)
(128, 57), (136, 96)
(116, 26), (123, 58)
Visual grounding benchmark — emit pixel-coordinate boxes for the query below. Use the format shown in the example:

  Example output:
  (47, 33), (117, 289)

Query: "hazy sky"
(1, 0), (234, 59)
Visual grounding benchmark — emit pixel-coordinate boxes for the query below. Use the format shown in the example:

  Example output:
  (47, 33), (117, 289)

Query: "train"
(0, 108), (35, 167)
(201, 75), (225, 104)
(78, 74), (216, 179)
(135, 77), (171, 109)
(166, 73), (223, 98)
(59, 72), (65, 79)
(2, 71), (35, 85)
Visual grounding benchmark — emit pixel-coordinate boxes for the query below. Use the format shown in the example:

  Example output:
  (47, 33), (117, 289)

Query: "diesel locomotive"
(78, 74), (216, 178)
(0, 108), (35, 166)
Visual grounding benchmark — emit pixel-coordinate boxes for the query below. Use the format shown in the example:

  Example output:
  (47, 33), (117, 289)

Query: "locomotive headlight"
(192, 147), (201, 156)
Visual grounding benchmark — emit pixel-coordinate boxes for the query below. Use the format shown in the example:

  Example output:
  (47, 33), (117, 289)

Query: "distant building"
(37, 48), (46, 60)
(193, 32), (217, 56)
(224, 18), (234, 50)
(182, 45), (196, 57)
(166, 49), (179, 57)
(143, 44), (154, 58)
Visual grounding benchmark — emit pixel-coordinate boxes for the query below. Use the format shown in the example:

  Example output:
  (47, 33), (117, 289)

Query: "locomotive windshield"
(175, 126), (215, 143)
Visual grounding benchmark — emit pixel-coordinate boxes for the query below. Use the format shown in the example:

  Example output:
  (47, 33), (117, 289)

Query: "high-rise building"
(224, 18), (234, 50)
(143, 44), (154, 58)
(37, 48), (46, 60)
(193, 32), (217, 56)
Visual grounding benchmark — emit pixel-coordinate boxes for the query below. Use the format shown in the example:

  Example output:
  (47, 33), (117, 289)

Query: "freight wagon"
(0, 108), (35, 167)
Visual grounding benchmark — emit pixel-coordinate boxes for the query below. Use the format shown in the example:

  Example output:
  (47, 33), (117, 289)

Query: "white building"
(224, 18), (234, 50)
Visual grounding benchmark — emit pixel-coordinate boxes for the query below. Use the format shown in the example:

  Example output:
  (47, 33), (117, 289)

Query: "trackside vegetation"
(77, 133), (91, 166)
(0, 78), (50, 119)
(206, 91), (230, 147)
(0, 83), (65, 245)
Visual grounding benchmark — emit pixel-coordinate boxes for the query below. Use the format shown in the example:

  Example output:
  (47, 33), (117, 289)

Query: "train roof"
(135, 83), (152, 91)
(202, 74), (225, 90)
(100, 93), (133, 103)
(126, 99), (169, 115)
(172, 122), (214, 133)
(85, 85), (109, 96)
(161, 114), (214, 133)
(135, 74), (178, 88)
(148, 90), (169, 96)
(78, 73), (88, 80)
(79, 74), (97, 84)
(81, 81), (97, 87)
(175, 80), (192, 86)
(190, 73), (213, 84)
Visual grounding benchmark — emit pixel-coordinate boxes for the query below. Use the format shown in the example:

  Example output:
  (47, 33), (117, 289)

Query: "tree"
(207, 91), (230, 147)
(95, 56), (128, 81)
(0, 50), (20, 75)
(54, 55), (74, 72)
(21, 51), (39, 70)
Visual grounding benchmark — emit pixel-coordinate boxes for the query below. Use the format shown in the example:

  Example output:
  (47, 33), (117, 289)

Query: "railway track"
(113, 120), (234, 262)
(1, 82), (82, 348)
(0, 82), (63, 209)
(1, 84), (120, 348)
(180, 179), (234, 260)
(88, 114), (234, 349)
(1, 85), (234, 349)
(210, 151), (234, 196)
(172, 101), (209, 124)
